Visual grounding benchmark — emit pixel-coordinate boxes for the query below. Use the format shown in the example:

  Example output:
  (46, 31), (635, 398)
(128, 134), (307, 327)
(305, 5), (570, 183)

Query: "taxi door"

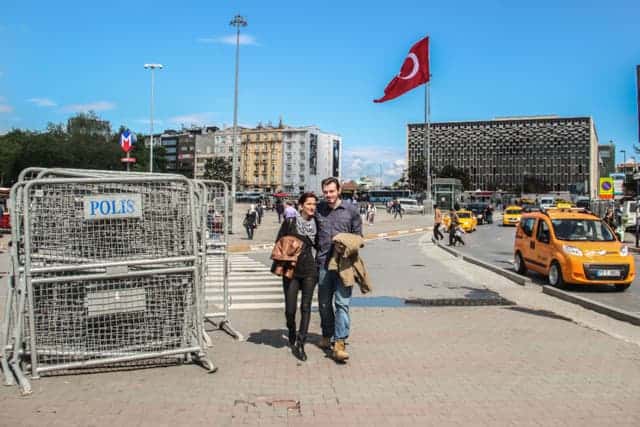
(516, 217), (537, 271)
(535, 218), (554, 273)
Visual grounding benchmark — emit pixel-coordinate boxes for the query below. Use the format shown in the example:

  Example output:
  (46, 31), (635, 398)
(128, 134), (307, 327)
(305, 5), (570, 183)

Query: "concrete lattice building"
(407, 116), (599, 197)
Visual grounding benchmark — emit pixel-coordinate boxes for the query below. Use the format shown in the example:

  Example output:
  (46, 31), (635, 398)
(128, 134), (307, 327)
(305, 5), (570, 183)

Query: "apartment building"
(240, 124), (284, 192)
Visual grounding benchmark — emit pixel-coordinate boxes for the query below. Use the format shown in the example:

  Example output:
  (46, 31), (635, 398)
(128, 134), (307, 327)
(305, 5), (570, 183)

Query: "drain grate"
(405, 296), (515, 307)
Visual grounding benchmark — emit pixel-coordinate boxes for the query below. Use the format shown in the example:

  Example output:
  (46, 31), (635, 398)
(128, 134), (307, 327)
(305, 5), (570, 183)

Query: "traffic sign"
(120, 129), (136, 153)
(121, 157), (137, 163)
(599, 177), (613, 199)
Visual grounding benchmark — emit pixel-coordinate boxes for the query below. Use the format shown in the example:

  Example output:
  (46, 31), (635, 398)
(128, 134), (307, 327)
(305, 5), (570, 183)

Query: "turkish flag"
(374, 37), (430, 103)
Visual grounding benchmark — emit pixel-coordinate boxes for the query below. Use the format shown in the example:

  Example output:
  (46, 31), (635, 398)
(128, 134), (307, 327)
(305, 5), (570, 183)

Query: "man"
(393, 199), (403, 219)
(448, 209), (459, 247)
(275, 200), (285, 223)
(316, 177), (362, 362)
(433, 204), (444, 242)
(256, 202), (264, 225)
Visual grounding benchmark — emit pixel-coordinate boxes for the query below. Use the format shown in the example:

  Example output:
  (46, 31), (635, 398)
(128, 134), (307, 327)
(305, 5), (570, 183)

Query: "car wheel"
(615, 284), (630, 292)
(514, 252), (527, 275)
(548, 261), (567, 289)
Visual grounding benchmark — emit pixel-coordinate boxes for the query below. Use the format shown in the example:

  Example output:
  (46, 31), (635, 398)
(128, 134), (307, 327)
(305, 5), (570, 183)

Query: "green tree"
(408, 159), (429, 192)
(203, 157), (232, 183)
(438, 164), (472, 190)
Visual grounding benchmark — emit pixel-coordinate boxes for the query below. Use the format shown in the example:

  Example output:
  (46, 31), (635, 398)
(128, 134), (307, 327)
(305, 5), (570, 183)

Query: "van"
(513, 207), (634, 291)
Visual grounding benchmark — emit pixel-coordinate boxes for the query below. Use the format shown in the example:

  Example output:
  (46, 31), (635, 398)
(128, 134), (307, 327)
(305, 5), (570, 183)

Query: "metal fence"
(1, 171), (220, 394)
(193, 180), (241, 342)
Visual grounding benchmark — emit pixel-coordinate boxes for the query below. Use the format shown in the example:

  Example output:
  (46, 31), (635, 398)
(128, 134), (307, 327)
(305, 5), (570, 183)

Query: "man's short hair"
(321, 177), (341, 190)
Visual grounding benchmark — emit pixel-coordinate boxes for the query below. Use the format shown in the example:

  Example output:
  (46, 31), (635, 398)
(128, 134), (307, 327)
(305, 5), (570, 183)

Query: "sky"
(1, 0), (639, 184)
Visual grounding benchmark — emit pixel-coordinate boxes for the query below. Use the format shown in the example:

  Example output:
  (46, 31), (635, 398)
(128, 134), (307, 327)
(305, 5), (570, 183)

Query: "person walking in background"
(452, 224), (465, 246)
(448, 209), (459, 247)
(393, 199), (403, 219)
(276, 200), (285, 223)
(316, 177), (362, 363)
(367, 203), (376, 225)
(256, 202), (264, 225)
(243, 204), (258, 240)
(433, 204), (444, 242)
(274, 192), (319, 361)
(284, 201), (298, 219)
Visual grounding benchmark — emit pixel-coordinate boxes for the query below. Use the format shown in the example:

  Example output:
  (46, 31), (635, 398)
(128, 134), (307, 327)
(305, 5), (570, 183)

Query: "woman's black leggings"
(283, 276), (317, 340)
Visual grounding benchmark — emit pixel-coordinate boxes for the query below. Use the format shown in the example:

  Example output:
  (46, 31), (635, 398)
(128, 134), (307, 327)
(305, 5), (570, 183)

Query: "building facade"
(240, 125), (285, 192)
(281, 126), (342, 194)
(407, 116), (599, 197)
(598, 143), (616, 179)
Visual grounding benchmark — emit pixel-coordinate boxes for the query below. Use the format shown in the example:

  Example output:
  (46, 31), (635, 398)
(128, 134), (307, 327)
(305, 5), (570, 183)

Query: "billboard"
(610, 172), (625, 197)
(599, 177), (614, 199)
(309, 134), (318, 175)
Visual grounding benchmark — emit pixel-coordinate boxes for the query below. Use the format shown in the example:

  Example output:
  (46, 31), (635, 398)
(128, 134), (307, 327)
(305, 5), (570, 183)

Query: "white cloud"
(342, 147), (406, 185)
(27, 97), (57, 107)
(61, 101), (115, 113)
(197, 34), (259, 46)
(0, 102), (13, 113)
(167, 112), (216, 127)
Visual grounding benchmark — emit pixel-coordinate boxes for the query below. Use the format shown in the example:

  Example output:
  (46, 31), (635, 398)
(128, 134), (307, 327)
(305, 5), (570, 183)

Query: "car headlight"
(620, 246), (629, 256)
(562, 245), (583, 256)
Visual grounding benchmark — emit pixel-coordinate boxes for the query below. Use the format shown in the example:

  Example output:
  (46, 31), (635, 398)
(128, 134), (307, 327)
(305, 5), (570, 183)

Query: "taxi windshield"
(551, 219), (615, 242)
(506, 209), (521, 215)
(457, 212), (471, 218)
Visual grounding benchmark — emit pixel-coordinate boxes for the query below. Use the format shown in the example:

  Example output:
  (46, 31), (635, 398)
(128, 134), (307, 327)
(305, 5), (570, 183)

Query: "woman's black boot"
(288, 327), (296, 346)
(295, 335), (307, 361)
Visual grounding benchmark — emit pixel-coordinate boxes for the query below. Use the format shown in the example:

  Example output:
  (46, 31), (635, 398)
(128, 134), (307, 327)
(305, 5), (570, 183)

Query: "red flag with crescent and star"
(374, 37), (430, 103)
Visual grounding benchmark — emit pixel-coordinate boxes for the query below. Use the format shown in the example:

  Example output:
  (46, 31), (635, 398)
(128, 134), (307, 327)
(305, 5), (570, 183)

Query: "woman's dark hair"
(298, 192), (318, 206)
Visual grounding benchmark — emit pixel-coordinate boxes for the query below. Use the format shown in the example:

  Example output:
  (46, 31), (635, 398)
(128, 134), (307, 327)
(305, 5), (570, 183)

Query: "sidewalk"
(2, 235), (640, 426)
(229, 203), (433, 252)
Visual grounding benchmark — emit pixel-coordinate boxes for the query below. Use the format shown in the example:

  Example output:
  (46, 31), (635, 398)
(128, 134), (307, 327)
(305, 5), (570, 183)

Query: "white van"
(539, 196), (556, 209)
(623, 200), (638, 230)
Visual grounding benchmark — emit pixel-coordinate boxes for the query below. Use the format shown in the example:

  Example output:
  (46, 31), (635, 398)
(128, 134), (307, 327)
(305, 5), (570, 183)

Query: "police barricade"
(1, 174), (215, 394)
(193, 180), (241, 341)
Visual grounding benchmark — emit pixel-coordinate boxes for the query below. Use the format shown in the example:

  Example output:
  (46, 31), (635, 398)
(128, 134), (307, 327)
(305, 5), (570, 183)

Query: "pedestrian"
(256, 202), (264, 225)
(433, 204), (444, 242)
(284, 201), (298, 219)
(393, 199), (403, 219)
(276, 200), (285, 223)
(316, 177), (362, 362)
(273, 192), (319, 361)
(243, 204), (258, 240)
(453, 224), (465, 246)
(448, 209), (459, 247)
(367, 203), (376, 225)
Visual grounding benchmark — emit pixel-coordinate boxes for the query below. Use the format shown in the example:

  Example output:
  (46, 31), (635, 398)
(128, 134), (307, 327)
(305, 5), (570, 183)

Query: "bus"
(366, 190), (413, 204)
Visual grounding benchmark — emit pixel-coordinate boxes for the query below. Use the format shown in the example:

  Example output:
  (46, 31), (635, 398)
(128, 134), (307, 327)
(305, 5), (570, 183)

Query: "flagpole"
(424, 35), (431, 202)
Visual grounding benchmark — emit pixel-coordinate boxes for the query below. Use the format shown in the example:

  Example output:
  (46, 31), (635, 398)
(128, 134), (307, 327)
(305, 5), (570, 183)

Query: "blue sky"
(1, 0), (639, 183)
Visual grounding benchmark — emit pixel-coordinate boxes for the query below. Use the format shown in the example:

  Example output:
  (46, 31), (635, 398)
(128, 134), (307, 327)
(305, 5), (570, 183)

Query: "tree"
(203, 157), (232, 183)
(438, 164), (472, 190)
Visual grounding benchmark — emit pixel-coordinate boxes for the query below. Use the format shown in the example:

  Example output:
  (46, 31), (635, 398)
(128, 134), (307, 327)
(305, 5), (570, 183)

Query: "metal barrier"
(1, 173), (217, 394)
(194, 180), (242, 341)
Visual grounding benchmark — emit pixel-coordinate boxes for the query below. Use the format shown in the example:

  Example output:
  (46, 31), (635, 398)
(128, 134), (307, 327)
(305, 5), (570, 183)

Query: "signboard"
(120, 129), (136, 153)
(599, 177), (614, 200)
(83, 194), (143, 220)
(610, 172), (625, 198)
(121, 157), (137, 163)
(332, 140), (340, 178)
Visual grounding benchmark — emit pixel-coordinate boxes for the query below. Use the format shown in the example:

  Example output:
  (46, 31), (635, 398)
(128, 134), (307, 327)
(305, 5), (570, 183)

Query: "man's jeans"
(318, 268), (352, 340)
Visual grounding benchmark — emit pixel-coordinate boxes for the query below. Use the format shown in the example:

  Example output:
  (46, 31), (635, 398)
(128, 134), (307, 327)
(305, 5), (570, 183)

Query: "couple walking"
(272, 177), (363, 362)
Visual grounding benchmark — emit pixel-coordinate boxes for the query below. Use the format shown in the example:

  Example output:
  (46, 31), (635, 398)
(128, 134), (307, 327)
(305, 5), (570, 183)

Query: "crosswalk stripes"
(205, 253), (318, 310)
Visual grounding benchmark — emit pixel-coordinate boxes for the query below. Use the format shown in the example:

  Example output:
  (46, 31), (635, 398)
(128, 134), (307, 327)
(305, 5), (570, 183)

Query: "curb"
(542, 286), (640, 326)
(435, 243), (530, 286)
(228, 227), (432, 253)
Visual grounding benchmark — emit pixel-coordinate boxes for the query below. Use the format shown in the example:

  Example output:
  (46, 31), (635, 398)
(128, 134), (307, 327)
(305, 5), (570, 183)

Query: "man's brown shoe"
(332, 340), (349, 362)
(318, 336), (332, 349)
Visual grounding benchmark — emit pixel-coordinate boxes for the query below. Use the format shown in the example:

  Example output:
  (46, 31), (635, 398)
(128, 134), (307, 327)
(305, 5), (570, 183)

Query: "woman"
(367, 202), (377, 225)
(274, 192), (318, 361)
(244, 204), (258, 240)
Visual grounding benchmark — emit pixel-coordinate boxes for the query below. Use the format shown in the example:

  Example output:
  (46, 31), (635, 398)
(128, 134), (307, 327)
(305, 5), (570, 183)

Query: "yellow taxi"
(456, 209), (477, 232)
(513, 207), (635, 291)
(502, 205), (523, 226)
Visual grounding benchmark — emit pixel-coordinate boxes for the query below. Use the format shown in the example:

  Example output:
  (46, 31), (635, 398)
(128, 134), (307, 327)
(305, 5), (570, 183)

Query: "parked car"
(513, 207), (634, 291)
(397, 198), (425, 215)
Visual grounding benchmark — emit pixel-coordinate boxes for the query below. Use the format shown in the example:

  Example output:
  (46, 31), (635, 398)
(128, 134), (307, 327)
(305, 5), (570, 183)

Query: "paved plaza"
(2, 234), (640, 426)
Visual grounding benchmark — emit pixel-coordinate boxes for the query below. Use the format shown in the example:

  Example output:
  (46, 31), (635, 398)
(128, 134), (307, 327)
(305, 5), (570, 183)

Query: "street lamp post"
(230, 14), (247, 231)
(144, 63), (163, 173)
(621, 149), (627, 172)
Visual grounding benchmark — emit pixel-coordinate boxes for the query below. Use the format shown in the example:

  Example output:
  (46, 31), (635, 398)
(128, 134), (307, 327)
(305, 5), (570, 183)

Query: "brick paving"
(2, 306), (640, 426)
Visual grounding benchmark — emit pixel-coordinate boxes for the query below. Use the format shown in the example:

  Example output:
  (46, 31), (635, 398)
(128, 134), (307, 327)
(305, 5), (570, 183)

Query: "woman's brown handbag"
(270, 235), (304, 279)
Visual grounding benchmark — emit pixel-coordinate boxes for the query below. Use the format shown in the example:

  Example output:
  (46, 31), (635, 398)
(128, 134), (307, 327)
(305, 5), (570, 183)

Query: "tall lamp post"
(620, 149), (627, 172)
(230, 14), (247, 229)
(144, 63), (163, 172)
